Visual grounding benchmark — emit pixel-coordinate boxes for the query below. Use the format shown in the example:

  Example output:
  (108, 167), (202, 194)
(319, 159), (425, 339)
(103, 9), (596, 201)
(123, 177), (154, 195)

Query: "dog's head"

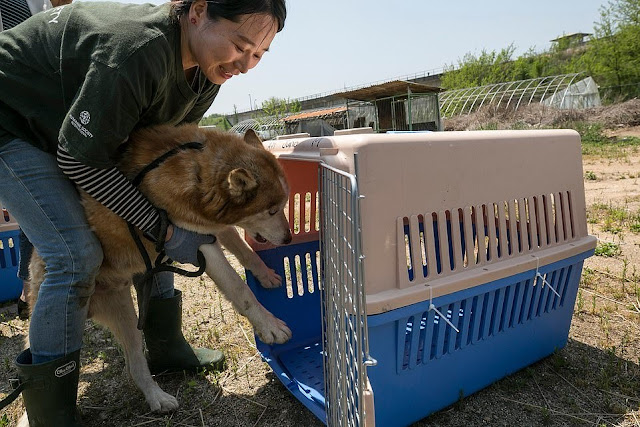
(220, 130), (292, 245)
(196, 128), (292, 245)
(126, 125), (292, 246)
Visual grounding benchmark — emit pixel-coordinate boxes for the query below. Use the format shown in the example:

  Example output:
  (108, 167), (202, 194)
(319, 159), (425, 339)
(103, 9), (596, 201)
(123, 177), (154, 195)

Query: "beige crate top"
(267, 130), (596, 314)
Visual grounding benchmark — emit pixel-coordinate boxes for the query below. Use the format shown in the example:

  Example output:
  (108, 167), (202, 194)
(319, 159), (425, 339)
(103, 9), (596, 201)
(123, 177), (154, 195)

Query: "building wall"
(226, 73), (443, 126)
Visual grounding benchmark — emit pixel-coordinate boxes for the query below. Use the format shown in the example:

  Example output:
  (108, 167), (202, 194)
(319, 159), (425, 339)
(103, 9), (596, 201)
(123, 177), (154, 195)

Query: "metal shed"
(334, 80), (442, 132)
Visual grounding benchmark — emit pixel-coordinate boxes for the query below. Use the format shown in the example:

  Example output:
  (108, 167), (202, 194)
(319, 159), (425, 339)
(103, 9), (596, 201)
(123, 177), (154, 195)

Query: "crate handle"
(428, 286), (460, 333)
(533, 256), (561, 298)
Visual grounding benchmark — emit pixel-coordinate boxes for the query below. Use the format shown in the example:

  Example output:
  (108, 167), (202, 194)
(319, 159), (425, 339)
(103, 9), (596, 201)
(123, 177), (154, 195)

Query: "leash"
(127, 141), (212, 330)
(127, 218), (208, 330)
(0, 377), (41, 410)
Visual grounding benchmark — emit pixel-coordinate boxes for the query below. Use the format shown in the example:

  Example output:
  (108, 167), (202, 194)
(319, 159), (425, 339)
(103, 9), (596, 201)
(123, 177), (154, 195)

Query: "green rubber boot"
(14, 349), (83, 426)
(144, 290), (225, 374)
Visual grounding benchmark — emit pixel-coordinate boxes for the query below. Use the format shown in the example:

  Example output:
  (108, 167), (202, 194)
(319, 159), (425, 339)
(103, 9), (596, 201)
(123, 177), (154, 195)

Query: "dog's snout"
(283, 230), (292, 245)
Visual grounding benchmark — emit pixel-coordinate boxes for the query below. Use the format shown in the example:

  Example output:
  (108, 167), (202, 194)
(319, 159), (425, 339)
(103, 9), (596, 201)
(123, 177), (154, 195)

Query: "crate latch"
(427, 286), (460, 333)
(532, 255), (561, 298)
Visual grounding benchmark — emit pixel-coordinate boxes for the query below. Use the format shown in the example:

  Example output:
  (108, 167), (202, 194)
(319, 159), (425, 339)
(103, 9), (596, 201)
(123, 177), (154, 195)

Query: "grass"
(573, 122), (640, 158)
(594, 241), (622, 257)
(587, 202), (640, 236)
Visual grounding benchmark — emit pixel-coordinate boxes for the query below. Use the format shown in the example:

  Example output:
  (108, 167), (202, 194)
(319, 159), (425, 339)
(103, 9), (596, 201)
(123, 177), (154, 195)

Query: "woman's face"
(183, 3), (278, 85)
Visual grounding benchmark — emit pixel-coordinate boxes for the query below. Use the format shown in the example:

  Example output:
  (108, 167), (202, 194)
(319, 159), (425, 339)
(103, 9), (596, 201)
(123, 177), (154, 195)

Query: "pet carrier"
(245, 128), (596, 427)
(0, 208), (22, 303)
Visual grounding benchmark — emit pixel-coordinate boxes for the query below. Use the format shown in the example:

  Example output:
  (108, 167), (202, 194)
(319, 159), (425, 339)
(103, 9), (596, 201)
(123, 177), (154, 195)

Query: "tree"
(441, 0), (640, 101)
(260, 97), (301, 118)
(581, 0), (640, 100)
(199, 113), (231, 130)
(441, 45), (519, 90)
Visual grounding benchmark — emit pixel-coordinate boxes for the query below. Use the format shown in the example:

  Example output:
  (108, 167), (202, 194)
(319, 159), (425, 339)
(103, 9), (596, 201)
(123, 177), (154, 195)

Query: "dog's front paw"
(254, 266), (282, 288)
(146, 389), (179, 413)
(254, 310), (292, 345)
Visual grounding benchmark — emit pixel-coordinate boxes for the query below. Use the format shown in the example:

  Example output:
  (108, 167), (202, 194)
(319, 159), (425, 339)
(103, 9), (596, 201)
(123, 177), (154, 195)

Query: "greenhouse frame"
(439, 73), (600, 117)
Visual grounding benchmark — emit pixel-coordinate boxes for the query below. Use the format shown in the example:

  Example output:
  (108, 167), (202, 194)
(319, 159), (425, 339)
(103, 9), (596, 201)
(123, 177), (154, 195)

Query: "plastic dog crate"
(245, 129), (596, 427)
(0, 208), (22, 303)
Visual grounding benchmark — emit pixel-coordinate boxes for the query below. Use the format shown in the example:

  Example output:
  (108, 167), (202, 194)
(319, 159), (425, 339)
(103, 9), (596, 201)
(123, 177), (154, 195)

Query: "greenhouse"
(229, 116), (286, 140)
(439, 74), (601, 117)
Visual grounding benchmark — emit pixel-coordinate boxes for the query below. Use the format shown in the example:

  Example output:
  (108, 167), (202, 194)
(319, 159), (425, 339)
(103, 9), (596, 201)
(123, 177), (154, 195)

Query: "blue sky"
(81, 0), (606, 115)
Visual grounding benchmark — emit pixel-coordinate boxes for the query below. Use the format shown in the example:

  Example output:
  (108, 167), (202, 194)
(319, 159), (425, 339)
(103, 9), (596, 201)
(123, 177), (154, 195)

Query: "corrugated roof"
(333, 80), (441, 101)
(283, 106), (347, 122)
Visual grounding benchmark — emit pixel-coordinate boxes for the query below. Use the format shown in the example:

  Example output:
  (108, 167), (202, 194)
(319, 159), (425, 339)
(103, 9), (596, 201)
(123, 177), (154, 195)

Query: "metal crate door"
(320, 163), (375, 427)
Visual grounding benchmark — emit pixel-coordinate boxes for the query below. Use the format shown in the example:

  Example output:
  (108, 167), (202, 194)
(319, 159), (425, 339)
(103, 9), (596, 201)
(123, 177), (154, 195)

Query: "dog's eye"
(268, 208), (279, 216)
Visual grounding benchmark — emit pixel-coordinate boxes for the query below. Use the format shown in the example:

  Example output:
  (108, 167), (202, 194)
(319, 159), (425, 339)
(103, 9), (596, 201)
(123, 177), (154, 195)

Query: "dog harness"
(128, 141), (213, 330)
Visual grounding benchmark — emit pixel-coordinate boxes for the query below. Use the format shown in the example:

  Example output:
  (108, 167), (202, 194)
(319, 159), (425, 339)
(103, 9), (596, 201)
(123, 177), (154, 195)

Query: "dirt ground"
(2, 113), (640, 426)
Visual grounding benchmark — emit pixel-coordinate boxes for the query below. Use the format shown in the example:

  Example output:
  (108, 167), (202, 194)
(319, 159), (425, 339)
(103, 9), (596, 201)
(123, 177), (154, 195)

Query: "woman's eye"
(234, 45), (244, 53)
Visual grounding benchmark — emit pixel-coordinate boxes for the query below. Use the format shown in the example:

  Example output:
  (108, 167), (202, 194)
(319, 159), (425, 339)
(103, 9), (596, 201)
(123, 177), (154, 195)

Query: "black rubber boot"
(14, 348), (83, 426)
(144, 290), (225, 374)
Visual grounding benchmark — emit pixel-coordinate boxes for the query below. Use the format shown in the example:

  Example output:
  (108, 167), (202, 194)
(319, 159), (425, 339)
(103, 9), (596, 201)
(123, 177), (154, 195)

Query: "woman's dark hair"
(171, 0), (286, 32)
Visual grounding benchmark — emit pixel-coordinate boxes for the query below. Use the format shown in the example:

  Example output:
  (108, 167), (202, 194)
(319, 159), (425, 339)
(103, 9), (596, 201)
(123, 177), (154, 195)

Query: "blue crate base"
(0, 229), (21, 303)
(249, 243), (591, 427)
(247, 241), (326, 422)
(367, 251), (590, 427)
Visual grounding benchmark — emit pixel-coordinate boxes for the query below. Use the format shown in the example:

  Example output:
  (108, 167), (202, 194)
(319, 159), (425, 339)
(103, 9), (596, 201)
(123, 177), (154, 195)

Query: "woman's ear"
(189, 0), (208, 24)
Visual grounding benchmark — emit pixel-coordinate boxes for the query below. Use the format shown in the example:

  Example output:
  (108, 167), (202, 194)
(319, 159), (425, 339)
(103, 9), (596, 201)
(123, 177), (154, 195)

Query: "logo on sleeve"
(79, 111), (91, 125)
(69, 111), (94, 139)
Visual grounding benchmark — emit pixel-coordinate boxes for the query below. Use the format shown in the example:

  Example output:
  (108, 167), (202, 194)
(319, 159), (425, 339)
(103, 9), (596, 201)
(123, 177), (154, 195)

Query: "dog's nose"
(283, 231), (292, 245)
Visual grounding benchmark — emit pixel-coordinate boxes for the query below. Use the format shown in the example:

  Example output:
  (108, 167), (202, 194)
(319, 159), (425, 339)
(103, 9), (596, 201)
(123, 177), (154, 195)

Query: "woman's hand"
(163, 225), (216, 267)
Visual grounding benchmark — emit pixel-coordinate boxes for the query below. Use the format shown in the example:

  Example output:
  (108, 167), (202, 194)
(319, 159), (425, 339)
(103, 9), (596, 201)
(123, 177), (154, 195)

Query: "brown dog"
(26, 124), (293, 412)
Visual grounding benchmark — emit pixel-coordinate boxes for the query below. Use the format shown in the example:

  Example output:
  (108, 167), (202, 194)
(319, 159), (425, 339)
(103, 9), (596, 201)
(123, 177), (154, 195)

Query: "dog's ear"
(227, 168), (258, 197)
(243, 129), (265, 150)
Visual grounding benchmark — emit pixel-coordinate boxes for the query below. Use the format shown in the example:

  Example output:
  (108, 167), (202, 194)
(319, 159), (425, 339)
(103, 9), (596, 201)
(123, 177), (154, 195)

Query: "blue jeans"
(0, 138), (102, 363)
(18, 230), (174, 296)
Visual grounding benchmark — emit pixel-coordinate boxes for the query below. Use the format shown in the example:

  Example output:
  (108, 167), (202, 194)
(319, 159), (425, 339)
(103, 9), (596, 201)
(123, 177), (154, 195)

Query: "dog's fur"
(25, 124), (293, 413)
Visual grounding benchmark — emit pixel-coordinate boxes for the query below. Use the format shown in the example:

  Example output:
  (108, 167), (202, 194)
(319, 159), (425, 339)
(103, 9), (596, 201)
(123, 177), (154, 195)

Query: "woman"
(1, 0), (75, 321)
(0, 0), (286, 425)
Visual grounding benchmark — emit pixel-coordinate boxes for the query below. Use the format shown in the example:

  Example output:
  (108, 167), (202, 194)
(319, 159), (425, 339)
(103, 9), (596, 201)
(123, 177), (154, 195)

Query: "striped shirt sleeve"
(57, 143), (161, 237)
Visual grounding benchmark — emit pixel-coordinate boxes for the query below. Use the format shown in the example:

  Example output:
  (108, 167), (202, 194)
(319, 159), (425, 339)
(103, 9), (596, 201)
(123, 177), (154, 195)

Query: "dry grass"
(444, 99), (640, 131)
(3, 106), (640, 426)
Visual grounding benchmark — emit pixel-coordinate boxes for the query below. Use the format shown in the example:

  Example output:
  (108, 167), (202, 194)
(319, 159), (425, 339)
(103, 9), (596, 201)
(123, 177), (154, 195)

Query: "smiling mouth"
(219, 66), (233, 80)
(254, 233), (267, 243)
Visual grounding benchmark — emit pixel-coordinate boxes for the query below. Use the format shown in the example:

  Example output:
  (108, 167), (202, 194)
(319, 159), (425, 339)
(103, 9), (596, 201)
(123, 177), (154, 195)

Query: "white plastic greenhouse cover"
(229, 117), (286, 140)
(439, 73), (600, 117)
(541, 77), (600, 109)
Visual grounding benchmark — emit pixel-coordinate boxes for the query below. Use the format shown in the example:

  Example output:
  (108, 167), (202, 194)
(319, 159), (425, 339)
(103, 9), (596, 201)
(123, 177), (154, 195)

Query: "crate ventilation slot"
(286, 191), (320, 236)
(397, 264), (574, 372)
(400, 191), (575, 283)
(283, 250), (321, 298)
(0, 236), (17, 269)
